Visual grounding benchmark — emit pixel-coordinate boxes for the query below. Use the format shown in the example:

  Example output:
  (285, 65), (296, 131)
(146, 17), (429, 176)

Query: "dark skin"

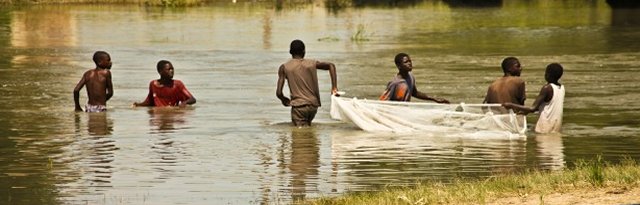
(483, 60), (526, 105)
(73, 54), (113, 111)
(503, 71), (559, 114)
(133, 63), (196, 107)
(276, 51), (339, 107)
(396, 56), (449, 103)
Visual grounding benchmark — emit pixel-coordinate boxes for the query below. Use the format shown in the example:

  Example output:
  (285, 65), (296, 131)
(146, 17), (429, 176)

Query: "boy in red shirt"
(133, 60), (196, 107)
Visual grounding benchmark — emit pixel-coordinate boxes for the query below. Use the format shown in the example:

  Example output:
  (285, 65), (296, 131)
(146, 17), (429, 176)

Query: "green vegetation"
(0, 0), (203, 6)
(145, 0), (201, 7)
(350, 24), (370, 42)
(318, 36), (341, 42)
(305, 157), (640, 205)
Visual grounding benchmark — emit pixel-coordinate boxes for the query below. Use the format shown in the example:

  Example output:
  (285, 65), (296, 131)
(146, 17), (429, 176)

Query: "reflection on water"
(86, 112), (114, 135)
(69, 112), (118, 188)
(10, 7), (77, 48)
(145, 108), (192, 184)
(288, 127), (320, 202)
(331, 130), (531, 188)
(147, 107), (192, 133)
(0, 1), (639, 204)
(535, 133), (565, 170)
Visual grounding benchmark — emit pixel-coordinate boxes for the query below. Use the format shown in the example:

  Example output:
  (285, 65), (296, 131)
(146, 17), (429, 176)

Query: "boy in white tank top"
(503, 63), (565, 134)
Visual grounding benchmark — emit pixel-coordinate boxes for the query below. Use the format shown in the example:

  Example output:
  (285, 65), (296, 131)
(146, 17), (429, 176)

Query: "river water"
(0, 1), (639, 204)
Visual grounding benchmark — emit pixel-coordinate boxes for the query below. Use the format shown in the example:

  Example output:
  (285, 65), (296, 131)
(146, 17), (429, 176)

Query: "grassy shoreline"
(305, 157), (640, 205)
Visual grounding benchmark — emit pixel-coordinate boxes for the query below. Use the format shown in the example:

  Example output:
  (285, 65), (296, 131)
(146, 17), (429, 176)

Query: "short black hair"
(289, 39), (305, 56)
(545, 63), (563, 82)
(394, 53), (410, 66)
(501, 57), (519, 73)
(93, 51), (109, 65)
(157, 60), (172, 72)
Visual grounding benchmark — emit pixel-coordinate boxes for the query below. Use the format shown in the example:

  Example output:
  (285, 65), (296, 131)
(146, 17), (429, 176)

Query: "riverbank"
(0, 0), (202, 6)
(306, 157), (640, 205)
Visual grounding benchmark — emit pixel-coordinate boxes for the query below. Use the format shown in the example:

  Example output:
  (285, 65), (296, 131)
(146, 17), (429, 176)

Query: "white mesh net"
(330, 95), (527, 136)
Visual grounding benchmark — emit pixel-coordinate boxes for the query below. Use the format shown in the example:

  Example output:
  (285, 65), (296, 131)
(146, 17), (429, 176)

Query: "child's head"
(501, 57), (521, 76)
(156, 60), (174, 79)
(93, 51), (111, 69)
(545, 63), (563, 83)
(289, 39), (306, 57)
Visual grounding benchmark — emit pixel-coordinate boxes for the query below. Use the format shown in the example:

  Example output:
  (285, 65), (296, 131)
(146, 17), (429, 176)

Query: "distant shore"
(0, 0), (203, 6)
(306, 157), (640, 205)
(2, 0), (639, 8)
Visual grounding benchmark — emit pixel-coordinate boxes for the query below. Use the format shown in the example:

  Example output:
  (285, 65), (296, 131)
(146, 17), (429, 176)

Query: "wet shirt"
(282, 58), (321, 107)
(143, 79), (194, 107)
(379, 72), (416, 101)
(535, 83), (565, 133)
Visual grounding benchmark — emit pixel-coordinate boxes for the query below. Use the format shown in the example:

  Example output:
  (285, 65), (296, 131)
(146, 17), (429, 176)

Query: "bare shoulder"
(97, 68), (110, 73)
(316, 60), (334, 70)
(316, 60), (333, 66)
(99, 69), (112, 78)
(82, 69), (94, 76)
(507, 76), (525, 83)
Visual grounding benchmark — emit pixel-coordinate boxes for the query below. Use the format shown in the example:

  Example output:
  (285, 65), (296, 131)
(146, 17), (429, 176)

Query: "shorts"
(291, 104), (318, 126)
(85, 104), (107, 113)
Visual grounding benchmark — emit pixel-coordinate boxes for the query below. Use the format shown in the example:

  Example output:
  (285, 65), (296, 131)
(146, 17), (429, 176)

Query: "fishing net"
(330, 95), (526, 135)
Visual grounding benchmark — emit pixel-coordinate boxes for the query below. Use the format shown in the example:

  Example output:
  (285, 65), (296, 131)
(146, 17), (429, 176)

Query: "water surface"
(1, 1), (639, 204)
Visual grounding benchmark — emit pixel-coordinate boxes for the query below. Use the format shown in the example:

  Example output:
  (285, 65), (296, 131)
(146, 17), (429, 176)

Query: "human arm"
(517, 80), (526, 105)
(317, 61), (339, 96)
(133, 81), (154, 107)
(276, 65), (291, 106)
(178, 82), (196, 107)
(503, 84), (553, 114)
(483, 87), (491, 103)
(73, 75), (86, 111)
(413, 87), (450, 104)
(179, 96), (196, 107)
(105, 70), (114, 101)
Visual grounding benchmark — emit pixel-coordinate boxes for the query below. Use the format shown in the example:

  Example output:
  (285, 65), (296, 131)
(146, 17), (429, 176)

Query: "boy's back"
(535, 83), (565, 133)
(484, 76), (525, 105)
(82, 68), (112, 105)
(74, 51), (113, 112)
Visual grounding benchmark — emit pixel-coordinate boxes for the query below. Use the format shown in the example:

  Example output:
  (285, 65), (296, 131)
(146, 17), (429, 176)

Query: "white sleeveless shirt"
(535, 84), (565, 133)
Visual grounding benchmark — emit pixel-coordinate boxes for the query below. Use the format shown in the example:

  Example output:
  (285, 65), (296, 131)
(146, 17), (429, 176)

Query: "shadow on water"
(351, 0), (423, 7)
(442, 0), (502, 7)
(606, 0), (640, 8)
(610, 8), (640, 26)
(324, 0), (423, 13)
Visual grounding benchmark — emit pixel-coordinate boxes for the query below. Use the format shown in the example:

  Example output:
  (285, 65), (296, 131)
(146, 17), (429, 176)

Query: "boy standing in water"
(133, 60), (196, 107)
(484, 57), (526, 105)
(503, 63), (565, 133)
(73, 51), (114, 112)
(379, 53), (449, 103)
(276, 39), (339, 126)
